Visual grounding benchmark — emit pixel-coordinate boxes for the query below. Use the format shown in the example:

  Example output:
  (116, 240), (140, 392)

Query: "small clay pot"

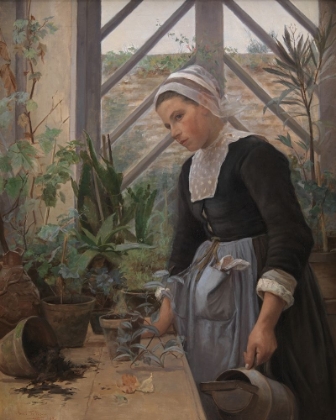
(99, 313), (142, 361)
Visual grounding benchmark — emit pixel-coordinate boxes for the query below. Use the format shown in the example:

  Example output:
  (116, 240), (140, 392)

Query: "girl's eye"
(175, 113), (183, 121)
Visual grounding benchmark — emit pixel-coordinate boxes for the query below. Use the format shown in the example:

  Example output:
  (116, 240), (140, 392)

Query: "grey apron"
(169, 237), (260, 418)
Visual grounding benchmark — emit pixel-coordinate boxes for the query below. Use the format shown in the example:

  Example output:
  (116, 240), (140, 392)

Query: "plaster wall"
(29, 0), (76, 221)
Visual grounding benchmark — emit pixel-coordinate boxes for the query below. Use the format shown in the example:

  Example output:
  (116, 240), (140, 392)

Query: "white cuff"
(256, 269), (297, 310)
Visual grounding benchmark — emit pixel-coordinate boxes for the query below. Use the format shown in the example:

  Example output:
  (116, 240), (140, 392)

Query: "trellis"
(69, 0), (334, 189)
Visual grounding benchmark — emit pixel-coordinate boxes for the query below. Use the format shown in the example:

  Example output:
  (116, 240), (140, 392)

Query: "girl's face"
(156, 96), (218, 152)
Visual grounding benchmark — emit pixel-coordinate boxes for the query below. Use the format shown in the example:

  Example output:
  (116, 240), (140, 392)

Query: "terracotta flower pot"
(0, 316), (57, 378)
(41, 295), (96, 348)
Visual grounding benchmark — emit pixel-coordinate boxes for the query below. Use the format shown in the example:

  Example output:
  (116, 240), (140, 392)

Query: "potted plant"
(74, 133), (161, 317)
(112, 283), (183, 368)
(263, 21), (336, 300)
(23, 211), (96, 347)
(82, 266), (123, 334)
(0, 14), (84, 338)
(76, 213), (151, 334)
(117, 201), (173, 316)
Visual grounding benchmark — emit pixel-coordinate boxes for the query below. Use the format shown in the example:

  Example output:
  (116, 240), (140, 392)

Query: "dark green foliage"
(127, 185), (157, 244)
(264, 21), (336, 250)
(75, 133), (157, 247)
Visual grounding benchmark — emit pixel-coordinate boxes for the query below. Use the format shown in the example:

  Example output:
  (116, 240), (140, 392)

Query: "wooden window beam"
(223, 52), (310, 143)
(275, 0), (318, 36)
(106, 56), (196, 146)
(101, 0), (143, 41)
(222, 0), (282, 56)
(195, 0), (224, 92)
(15, 0), (26, 141)
(121, 134), (173, 190)
(101, 0), (195, 97)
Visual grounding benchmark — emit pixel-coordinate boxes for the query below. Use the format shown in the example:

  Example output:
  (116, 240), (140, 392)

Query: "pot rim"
(41, 295), (96, 307)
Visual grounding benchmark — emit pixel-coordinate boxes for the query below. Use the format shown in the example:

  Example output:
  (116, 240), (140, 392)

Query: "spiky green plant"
(263, 20), (336, 251)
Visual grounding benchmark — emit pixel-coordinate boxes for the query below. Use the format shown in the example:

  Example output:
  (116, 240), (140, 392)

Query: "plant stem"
(316, 158), (328, 252)
(107, 134), (113, 165)
(32, 99), (63, 135)
(92, 170), (104, 223)
(0, 213), (9, 254)
(60, 234), (68, 304)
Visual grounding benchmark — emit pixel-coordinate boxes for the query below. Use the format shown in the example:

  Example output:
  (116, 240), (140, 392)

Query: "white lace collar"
(189, 127), (250, 202)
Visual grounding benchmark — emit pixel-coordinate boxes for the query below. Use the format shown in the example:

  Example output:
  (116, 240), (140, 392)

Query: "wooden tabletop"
(0, 327), (206, 420)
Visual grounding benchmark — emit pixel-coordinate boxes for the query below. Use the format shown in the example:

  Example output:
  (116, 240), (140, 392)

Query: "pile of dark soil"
(15, 347), (99, 399)
(30, 346), (87, 383)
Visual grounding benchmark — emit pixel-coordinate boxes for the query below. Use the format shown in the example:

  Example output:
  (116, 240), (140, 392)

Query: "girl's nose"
(171, 126), (181, 140)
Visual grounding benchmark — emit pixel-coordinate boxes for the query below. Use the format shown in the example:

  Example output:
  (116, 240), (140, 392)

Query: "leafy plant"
(126, 184), (157, 244)
(263, 21), (336, 251)
(74, 133), (157, 245)
(118, 204), (173, 291)
(77, 212), (153, 271)
(114, 271), (184, 367)
(0, 14), (78, 253)
(23, 210), (91, 299)
(82, 266), (124, 310)
(102, 46), (136, 77)
(114, 309), (183, 368)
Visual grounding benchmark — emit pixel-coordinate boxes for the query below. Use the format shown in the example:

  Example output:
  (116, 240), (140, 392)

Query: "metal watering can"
(200, 367), (298, 420)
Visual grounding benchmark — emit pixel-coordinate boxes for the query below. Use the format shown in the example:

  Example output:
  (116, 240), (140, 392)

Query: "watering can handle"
(200, 380), (259, 395)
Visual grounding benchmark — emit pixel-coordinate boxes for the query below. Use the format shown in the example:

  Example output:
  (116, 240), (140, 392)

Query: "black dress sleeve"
(168, 163), (207, 275)
(240, 141), (314, 280)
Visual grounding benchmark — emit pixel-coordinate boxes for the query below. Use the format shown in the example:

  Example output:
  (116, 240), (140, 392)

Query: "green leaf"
(8, 140), (38, 174)
(263, 97), (280, 114)
(80, 227), (98, 245)
(41, 183), (57, 207)
(46, 22), (59, 34)
(274, 58), (296, 72)
(37, 127), (61, 154)
(297, 141), (309, 151)
(38, 224), (61, 241)
(0, 177), (4, 194)
(0, 101), (13, 128)
(98, 220), (129, 245)
(5, 176), (23, 199)
(263, 67), (289, 78)
(101, 251), (118, 264)
(29, 72), (42, 81)
(319, 74), (336, 85)
(24, 48), (37, 60)
(0, 155), (11, 173)
(115, 243), (154, 252)
(26, 99), (38, 112)
(276, 133), (292, 148)
(161, 346), (184, 357)
(73, 251), (96, 274)
(14, 19), (29, 30)
(37, 261), (52, 278)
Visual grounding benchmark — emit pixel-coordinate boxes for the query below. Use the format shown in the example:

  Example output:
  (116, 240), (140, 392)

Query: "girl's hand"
(244, 324), (277, 368)
(141, 297), (174, 338)
(244, 291), (285, 369)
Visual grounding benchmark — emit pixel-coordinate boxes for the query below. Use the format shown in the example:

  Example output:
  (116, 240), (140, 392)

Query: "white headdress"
(154, 64), (244, 120)
(154, 64), (251, 202)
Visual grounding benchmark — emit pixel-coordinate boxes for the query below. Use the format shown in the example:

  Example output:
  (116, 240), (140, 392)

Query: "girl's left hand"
(244, 324), (277, 368)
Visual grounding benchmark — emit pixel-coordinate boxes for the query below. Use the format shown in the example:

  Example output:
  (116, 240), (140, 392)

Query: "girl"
(149, 64), (336, 420)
